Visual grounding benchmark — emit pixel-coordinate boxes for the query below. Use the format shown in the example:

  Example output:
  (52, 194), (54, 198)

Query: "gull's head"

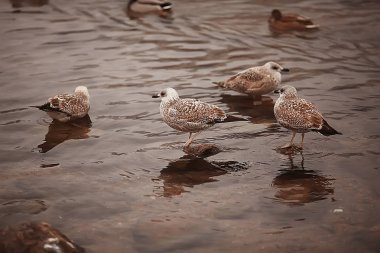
(74, 86), (90, 99)
(271, 9), (283, 20)
(274, 85), (298, 99)
(152, 88), (179, 102)
(264, 62), (290, 74)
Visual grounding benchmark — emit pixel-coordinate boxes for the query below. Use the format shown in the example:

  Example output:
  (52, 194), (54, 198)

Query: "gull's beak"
(152, 94), (160, 98)
(281, 68), (290, 73)
(273, 89), (281, 94)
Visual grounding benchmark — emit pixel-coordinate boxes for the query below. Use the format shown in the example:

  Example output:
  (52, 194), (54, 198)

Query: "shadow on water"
(154, 155), (249, 198)
(272, 152), (335, 206)
(218, 93), (276, 124)
(37, 115), (92, 153)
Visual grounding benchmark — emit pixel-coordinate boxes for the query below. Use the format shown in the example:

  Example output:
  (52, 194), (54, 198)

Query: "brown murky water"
(1, 0), (380, 252)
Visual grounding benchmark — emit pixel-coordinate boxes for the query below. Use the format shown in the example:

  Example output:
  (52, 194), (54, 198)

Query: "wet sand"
(0, 0), (380, 252)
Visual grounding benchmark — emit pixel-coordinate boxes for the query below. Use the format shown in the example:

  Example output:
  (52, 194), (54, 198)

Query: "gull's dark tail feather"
(316, 119), (342, 136)
(30, 103), (64, 113)
(217, 115), (248, 124)
(30, 103), (50, 111)
(213, 81), (225, 88)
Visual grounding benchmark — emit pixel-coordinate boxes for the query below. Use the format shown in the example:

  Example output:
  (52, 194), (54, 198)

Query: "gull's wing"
(168, 98), (226, 124)
(276, 98), (323, 130)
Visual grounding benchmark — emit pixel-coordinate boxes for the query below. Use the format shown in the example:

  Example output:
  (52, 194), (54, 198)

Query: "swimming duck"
(268, 9), (319, 31)
(127, 0), (172, 19)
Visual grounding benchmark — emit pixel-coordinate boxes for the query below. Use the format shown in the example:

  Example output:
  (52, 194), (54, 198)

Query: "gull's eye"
(272, 66), (279, 70)
(160, 91), (166, 96)
(280, 88), (284, 93)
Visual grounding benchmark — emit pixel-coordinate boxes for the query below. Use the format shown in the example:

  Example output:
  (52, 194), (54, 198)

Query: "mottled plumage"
(269, 9), (319, 31)
(274, 85), (341, 148)
(152, 88), (226, 147)
(214, 62), (289, 97)
(127, 0), (172, 19)
(32, 86), (90, 122)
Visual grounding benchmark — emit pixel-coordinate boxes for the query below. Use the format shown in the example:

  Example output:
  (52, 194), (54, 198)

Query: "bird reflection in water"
(154, 155), (249, 197)
(272, 152), (335, 205)
(37, 115), (92, 153)
(9, 0), (49, 12)
(218, 93), (276, 124)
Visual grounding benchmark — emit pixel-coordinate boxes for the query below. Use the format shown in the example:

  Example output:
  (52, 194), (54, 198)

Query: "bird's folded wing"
(226, 68), (266, 88)
(168, 99), (224, 123)
(277, 99), (323, 129)
(49, 94), (84, 116)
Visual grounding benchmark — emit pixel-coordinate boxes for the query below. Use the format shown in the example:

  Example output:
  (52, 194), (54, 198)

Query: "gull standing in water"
(213, 61), (289, 99)
(152, 88), (226, 148)
(274, 85), (341, 149)
(31, 86), (90, 123)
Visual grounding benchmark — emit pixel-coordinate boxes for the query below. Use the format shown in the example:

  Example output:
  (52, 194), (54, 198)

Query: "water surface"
(0, 0), (379, 252)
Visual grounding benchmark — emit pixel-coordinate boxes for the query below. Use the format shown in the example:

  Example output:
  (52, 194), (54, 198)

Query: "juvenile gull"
(274, 85), (341, 149)
(152, 88), (226, 147)
(214, 61), (289, 98)
(31, 86), (90, 123)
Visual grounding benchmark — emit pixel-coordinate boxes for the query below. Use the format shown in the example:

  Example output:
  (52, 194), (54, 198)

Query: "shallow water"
(0, 0), (380, 252)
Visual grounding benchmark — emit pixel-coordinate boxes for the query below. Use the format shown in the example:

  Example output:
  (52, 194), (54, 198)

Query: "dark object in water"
(10, 0), (49, 9)
(183, 143), (222, 158)
(0, 222), (85, 253)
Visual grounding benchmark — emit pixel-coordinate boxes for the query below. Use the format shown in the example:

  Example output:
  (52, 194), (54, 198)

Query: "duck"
(126, 0), (172, 19)
(268, 9), (319, 31)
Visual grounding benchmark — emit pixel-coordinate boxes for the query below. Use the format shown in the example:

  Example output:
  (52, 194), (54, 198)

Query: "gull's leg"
(184, 131), (201, 148)
(252, 94), (263, 106)
(281, 131), (296, 148)
(300, 133), (305, 149)
(184, 133), (193, 147)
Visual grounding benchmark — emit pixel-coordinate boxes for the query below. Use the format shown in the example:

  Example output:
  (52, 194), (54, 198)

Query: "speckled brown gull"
(274, 85), (341, 149)
(31, 86), (90, 123)
(214, 61), (289, 97)
(152, 88), (226, 147)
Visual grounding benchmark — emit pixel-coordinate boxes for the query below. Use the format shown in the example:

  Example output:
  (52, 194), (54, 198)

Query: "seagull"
(31, 86), (90, 123)
(213, 61), (289, 98)
(274, 85), (341, 149)
(127, 0), (172, 19)
(152, 88), (226, 148)
(269, 9), (319, 31)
